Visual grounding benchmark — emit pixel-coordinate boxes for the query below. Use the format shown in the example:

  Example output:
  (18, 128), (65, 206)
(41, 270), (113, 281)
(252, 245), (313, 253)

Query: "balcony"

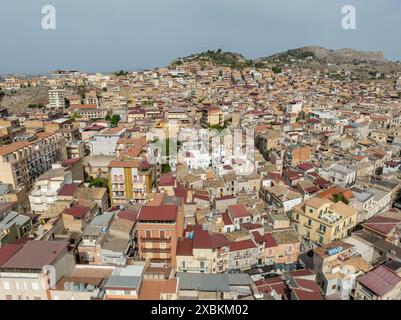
(141, 237), (171, 243)
(141, 247), (171, 253)
(304, 223), (313, 229)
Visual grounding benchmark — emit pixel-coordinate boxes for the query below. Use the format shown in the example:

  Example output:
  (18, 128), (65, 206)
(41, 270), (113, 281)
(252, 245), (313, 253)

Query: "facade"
(0, 132), (64, 190)
(292, 197), (358, 245)
(136, 203), (184, 267)
(48, 89), (66, 110)
(108, 160), (154, 206)
(90, 127), (127, 156)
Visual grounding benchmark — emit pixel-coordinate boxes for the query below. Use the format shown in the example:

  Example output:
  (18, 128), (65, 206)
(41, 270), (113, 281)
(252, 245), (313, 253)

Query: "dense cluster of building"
(1, 56), (401, 300)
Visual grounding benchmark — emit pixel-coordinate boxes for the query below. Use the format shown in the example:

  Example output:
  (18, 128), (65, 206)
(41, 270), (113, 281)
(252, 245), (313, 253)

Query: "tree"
(111, 114), (121, 126)
(332, 193), (349, 205)
(105, 114), (111, 121)
(272, 66), (282, 74)
(87, 176), (109, 188)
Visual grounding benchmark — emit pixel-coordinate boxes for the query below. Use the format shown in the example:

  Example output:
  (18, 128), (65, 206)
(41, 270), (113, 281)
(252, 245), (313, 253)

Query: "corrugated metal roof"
(104, 275), (141, 289)
(177, 272), (229, 292)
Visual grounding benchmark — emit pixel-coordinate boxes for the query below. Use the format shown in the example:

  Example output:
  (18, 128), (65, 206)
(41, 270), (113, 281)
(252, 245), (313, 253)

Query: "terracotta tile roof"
(63, 204), (89, 219)
(176, 238), (193, 256)
(229, 239), (257, 252)
(222, 212), (233, 225)
(193, 229), (229, 250)
(139, 278), (178, 300)
(159, 173), (176, 187)
(108, 159), (139, 168)
(228, 204), (251, 219)
(58, 183), (81, 197)
(118, 210), (138, 222)
(137, 205), (177, 222)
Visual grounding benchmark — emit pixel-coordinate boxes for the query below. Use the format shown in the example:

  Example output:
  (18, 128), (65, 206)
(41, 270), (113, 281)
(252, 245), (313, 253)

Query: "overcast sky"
(1, 0), (400, 74)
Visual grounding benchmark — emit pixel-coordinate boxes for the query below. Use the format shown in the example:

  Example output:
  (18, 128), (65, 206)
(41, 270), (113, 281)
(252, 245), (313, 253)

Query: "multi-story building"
(284, 144), (311, 168)
(0, 132), (64, 190)
(28, 166), (73, 214)
(291, 197), (358, 245)
(48, 89), (66, 110)
(0, 240), (75, 300)
(66, 140), (85, 159)
(176, 227), (230, 273)
(108, 159), (154, 206)
(313, 241), (372, 300)
(136, 202), (184, 267)
(90, 127), (127, 156)
(199, 106), (224, 128)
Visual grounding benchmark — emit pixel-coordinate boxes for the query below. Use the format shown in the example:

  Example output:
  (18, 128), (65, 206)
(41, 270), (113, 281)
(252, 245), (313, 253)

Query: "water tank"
(189, 231), (194, 240)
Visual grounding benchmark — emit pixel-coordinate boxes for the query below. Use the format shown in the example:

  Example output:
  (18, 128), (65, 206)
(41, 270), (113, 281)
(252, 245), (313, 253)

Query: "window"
(318, 236), (324, 245)
(145, 230), (151, 238)
(307, 219), (312, 226)
(319, 224), (326, 233)
(296, 214), (299, 221)
(160, 230), (165, 238)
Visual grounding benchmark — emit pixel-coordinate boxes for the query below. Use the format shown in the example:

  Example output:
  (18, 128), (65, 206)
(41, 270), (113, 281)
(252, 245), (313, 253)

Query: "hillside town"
(1, 49), (401, 301)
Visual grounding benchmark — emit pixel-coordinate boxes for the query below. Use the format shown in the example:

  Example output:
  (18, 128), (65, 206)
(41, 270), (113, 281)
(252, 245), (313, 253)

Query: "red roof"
(62, 158), (81, 166)
(358, 266), (401, 297)
(159, 173), (176, 187)
(363, 216), (399, 236)
(0, 244), (23, 267)
(118, 210), (137, 222)
(137, 205), (178, 222)
(251, 231), (278, 248)
(58, 183), (81, 197)
(1, 241), (68, 269)
(63, 204), (89, 219)
(229, 239), (257, 252)
(297, 163), (314, 171)
(292, 279), (324, 300)
(222, 212), (233, 225)
(176, 238), (193, 256)
(228, 204), (251, 219)
(193, 229), (229, 250)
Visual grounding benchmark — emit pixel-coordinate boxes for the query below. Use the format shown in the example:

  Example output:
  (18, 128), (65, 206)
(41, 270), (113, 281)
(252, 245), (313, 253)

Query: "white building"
(90, 127), (127, 156)
(29, 166), (73, 214)
(48, 89), (66, 110)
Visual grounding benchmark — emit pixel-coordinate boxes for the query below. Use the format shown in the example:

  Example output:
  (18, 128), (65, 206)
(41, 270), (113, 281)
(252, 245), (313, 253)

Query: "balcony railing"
(141, 237), (171, 243)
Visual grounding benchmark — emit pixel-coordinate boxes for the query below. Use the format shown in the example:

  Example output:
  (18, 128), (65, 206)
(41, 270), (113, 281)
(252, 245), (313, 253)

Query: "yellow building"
(108, 159), (153, 206)
(291, 197), (358, 245)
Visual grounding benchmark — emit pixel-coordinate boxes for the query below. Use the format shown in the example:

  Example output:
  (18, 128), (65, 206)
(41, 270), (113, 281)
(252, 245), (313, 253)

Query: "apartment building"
(136, 203), (184, 267)
(354, 265), (401, 300)
(108, 159), (154, 206)
(66, 140), (85, 159)
(176, 227), (230, 273)
(284, 144), (311, 168)
(90, 127), (127, 156)
(199, 106), (224, 128)
(0, 132), (64, 190)
(0, 240), (75, 300)
(48, 89), (66, 110)
(313, 241), (372, 300)
(28, 166), (73, 214)
(291, 197), (358, 245)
